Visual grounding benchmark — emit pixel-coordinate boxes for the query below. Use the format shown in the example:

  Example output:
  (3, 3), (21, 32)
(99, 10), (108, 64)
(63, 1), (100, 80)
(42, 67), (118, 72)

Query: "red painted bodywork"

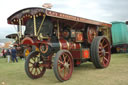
(21, 37), (34, 45)
(70, 50), (81, 59)
(59, 39), (81, 59)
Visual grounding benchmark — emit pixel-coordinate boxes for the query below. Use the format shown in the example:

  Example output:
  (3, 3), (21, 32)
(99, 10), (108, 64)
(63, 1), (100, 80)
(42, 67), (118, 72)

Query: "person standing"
(2, 49), (6, 58)
(11, 47), (18, 62)
(6, 48), (11, 63)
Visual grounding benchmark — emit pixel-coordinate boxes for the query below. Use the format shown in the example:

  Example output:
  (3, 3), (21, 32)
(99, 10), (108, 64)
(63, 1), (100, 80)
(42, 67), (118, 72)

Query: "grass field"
(0, 53), (128, 85)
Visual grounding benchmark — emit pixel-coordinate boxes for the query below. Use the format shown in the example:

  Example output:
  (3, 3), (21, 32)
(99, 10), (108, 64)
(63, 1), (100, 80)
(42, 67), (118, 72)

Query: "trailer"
(111, 21), (128, 53)
(7, 7), (111, 82)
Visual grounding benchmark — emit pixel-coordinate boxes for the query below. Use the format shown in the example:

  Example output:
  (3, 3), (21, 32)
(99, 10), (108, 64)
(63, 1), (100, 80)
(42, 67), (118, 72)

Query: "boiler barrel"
(50, 38), (81, 52)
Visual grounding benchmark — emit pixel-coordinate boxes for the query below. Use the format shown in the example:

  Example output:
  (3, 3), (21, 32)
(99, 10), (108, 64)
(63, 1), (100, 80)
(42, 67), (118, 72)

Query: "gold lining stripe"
(74, 43), (76, 49)
(59, 40), (62, 50)
(79, 44), (82, 48)
(66, 40), (70, 50)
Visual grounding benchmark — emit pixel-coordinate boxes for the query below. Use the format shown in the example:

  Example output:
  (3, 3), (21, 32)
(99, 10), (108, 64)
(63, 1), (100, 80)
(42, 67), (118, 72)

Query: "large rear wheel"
(91, 36), (111, 68)
(25, 51), (46, 79)
(53, 50), (74, 82)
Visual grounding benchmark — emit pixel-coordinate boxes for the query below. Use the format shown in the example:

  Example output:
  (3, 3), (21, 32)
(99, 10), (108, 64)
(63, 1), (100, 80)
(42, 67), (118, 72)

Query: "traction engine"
(7, 7), (111, 82)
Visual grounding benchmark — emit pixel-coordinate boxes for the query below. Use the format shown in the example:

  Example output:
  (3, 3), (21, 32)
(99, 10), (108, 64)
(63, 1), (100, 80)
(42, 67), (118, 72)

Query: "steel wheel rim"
(57, 52), (73, 80)
(98, 38), (111, 67)
(28, 53), (45, 78)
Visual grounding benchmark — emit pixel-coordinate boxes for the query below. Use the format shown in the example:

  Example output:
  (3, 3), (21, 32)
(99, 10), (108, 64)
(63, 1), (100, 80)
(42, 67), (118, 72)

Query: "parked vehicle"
(111, 21), (128, 53)
(6, 33), (25, 58)
(7, 7), (111, 82)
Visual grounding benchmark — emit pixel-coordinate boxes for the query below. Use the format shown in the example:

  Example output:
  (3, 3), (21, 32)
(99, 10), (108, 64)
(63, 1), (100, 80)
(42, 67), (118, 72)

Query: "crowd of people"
(1, 47), (18, 63)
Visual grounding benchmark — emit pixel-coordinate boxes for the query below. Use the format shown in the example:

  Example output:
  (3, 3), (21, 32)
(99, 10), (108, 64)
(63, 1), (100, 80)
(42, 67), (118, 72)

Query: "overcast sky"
(0, 0), (128, 39)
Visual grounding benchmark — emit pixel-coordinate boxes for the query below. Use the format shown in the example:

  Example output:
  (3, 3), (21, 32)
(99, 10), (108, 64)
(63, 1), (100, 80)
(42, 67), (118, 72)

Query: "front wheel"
(53, 50), (74, 82)
(90, 36), (111, 68)
(25, 51), (46, 79)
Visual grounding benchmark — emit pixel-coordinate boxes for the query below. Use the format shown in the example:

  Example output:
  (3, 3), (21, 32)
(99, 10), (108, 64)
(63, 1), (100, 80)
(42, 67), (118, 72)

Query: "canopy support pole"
(18, 19), (22, 44)
(33, 15), (37, 36)
(57, 20), (60, 39)
(37, 14), (46, 36)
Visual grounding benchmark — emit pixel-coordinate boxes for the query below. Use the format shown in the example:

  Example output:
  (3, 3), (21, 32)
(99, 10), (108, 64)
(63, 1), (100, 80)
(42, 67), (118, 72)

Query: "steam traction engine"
(7, 7), (111, 82)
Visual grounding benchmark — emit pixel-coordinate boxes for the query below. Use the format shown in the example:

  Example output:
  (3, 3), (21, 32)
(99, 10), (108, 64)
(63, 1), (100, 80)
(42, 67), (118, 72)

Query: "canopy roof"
(7, 7), (111, 27)
(6, 33), (18, 39)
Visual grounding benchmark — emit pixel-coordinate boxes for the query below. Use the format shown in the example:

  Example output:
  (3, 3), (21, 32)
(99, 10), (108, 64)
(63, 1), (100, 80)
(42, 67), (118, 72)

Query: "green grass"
(0, 53), (128, 85)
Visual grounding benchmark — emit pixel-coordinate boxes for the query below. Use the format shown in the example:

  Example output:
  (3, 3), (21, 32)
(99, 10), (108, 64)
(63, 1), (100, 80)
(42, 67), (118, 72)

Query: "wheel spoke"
(59, 67), (64, 72)
(67, 58), (70, 63)
(29, 65), (34, 68)
(103, 44), (108, 48)
(100, 43), (103, 47)
(58, 60), (64, 65)
(99, 51), (102, 54)
(100, 56), (104, 62)
(29, 61), (34, 65)
(38, 67), (42, 72)
(36, 68), (39, 75)
(34, 68), (37, 75)
(36, 56), (41, 62)
(99, 46), (102, 49)
(63, 55), (66, 63)
(99, 43), (103, 49)
(101, 39), (105, 44)
(105, 52), (109, 54)
(35, 57), (37, 62)
(99, 47), (102, 50)
(99, 53), (102, 57)
(30, 67), (34, 73)
(103, 57), (109, 62)
(100, 55), (104, 58)
(102, 60), (106, 66)
(60, 55), (63, 62)
(64, 68), (66, 77)
(37, 69), (39, 75)
(65, 55), (69, 61)
(67, 67), (70, 73)
(32, 57), (36, 62)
